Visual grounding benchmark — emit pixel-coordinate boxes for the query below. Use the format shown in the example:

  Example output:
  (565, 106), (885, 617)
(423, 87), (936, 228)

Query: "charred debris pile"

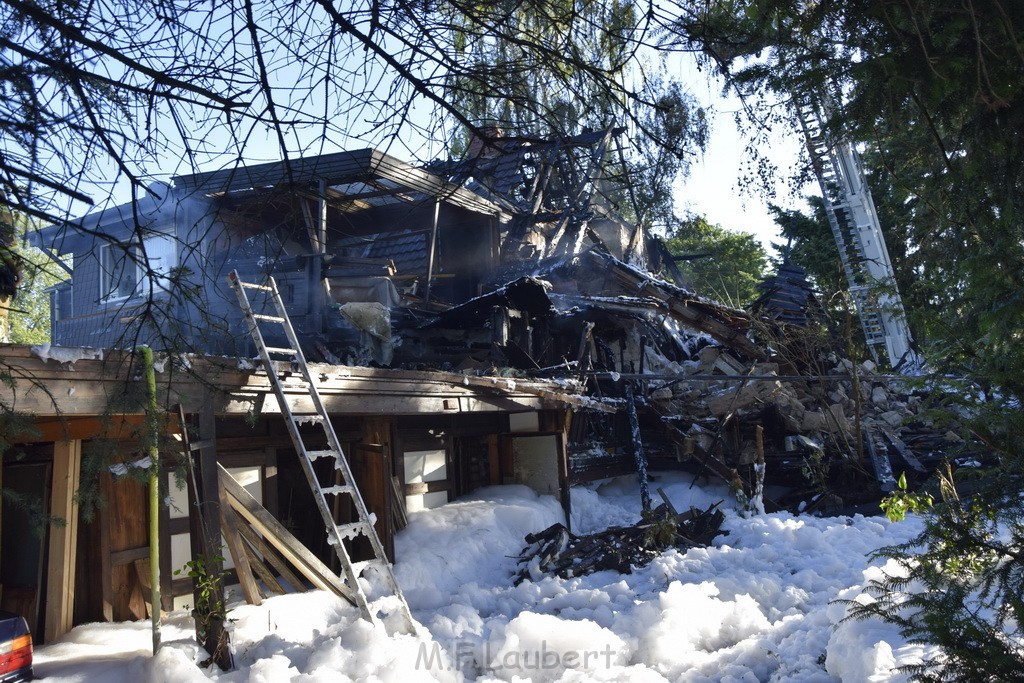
(515, 499), (726, 582)
(471, 253), (973, 495)
(395, 246), (979, 513)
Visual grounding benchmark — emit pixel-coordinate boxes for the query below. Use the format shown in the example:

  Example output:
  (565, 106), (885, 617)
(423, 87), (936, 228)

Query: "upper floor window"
(51, 282), (73, 321)
(99, 231), (178, 302)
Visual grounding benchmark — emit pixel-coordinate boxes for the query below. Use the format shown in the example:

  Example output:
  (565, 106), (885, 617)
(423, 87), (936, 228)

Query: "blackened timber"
(580, 250), (763, 359)
(648, 401), (742, 487)
(883, 431), (927, 474)
(864, 428), (898, 492)
(625, 383), (651, 512)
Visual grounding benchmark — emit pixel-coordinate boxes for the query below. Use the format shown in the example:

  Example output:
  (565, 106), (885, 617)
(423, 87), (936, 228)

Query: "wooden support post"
(625, 383), (651, 512)
(217, 473), (262, 606)
(45, 439), (82, 642)
(192, 400), (234, 670)
(141, 346), (162, 653)
(544, 410), (574, 532)
(359, 417), (394, 561)
(99, 471), (113, 622)
(197, 403), (223, 569)
(424, 200), (441, 306)
(487, 435), (501, 486)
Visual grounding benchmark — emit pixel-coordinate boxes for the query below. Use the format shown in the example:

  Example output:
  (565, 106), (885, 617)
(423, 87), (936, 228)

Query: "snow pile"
(34, 473), (940, 681)
(394, 485), (564, 610)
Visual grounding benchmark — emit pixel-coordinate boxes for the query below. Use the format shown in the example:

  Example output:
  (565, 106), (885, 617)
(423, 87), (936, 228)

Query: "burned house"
(7, 128), (969, 643)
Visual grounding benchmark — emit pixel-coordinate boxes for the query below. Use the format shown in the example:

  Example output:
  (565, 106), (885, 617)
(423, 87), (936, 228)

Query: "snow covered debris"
(35, 474), (933, 682)
(30, 343), (103, 365)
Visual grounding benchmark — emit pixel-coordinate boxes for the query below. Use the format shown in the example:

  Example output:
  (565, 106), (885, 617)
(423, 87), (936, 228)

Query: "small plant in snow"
(175, 553), (232, 666)
(640, 509), (678, 549)
(880, 472), (934, 522)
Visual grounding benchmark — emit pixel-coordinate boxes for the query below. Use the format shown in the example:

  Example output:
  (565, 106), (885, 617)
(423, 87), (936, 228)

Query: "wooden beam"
(24, 415), (149, 444)
(231, 510), (285, 597)
(218, 463), (356, 604)
(0, 345), (591, 417)
(553, 412), (573, 532)
(403, 480), (452, 495)
(45, 439), (81, 642)
(389, 476), (408, 531)
(110, 546), (150, 566)
(488, 434), (501, 486)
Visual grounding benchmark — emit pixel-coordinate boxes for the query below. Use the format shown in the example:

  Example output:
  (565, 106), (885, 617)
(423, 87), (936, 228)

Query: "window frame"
(98, 229), (178, 303)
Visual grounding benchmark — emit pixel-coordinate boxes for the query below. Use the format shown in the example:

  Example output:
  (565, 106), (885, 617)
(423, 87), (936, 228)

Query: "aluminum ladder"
(793, 93), (918, 370)
(227, 270), (416, 635)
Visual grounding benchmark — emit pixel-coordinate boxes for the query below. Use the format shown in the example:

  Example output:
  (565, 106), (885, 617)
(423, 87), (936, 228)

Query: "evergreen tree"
(674, 2), (1024, 677)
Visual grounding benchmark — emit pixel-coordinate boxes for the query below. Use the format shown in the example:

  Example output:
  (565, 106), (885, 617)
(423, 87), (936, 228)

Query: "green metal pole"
(141, 346), (161, 653)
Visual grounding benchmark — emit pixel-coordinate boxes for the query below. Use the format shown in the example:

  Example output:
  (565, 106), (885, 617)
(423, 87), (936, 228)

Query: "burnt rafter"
(573, 250), (763, 360)
(174, 149), (507, 219)
(435, 127), (626, 261)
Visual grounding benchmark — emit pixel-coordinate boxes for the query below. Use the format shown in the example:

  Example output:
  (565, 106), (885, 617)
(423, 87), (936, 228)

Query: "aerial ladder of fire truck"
(792, 93), (921, 372)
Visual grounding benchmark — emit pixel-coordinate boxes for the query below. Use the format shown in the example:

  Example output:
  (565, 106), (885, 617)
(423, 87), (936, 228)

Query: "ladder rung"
(352, 558), (392, 577)
(264, 346), (299, 355)
(321, 484), (354, 496)
(252, 313), (285, 323)
(240, 281), (274, 292)
(307, 449), (339, 461)
(334, 521), (370, 539)
(292, 415), (324, 425)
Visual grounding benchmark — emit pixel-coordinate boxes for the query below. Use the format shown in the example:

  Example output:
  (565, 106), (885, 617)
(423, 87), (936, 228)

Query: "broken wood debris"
(514, 502), (725, 583)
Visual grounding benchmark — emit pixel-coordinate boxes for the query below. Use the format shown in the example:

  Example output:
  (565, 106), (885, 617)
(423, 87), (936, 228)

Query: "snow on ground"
(34, 473), (936, 681)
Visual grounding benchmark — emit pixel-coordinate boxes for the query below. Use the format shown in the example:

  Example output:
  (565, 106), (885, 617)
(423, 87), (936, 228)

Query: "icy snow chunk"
(246, 654), (302, 683)
(108, 456), (152, 477)
(486, 612), (628, 680)
(826, 619), (905, 682)
(635, 580), (770, 675)
(146, 645), (208, 683)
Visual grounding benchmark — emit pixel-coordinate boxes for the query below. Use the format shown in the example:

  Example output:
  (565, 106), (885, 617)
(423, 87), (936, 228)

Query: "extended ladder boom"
(228, 270), (416, 635)
(794, 94), (919, 370)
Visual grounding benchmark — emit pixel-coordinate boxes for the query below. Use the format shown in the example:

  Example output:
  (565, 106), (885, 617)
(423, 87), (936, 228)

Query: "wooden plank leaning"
(217, 463), (357, 605)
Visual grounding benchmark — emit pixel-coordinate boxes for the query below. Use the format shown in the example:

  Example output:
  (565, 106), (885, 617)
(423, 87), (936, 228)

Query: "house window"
(52, 284), (73, 320)
(99, 231), (177, 301)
